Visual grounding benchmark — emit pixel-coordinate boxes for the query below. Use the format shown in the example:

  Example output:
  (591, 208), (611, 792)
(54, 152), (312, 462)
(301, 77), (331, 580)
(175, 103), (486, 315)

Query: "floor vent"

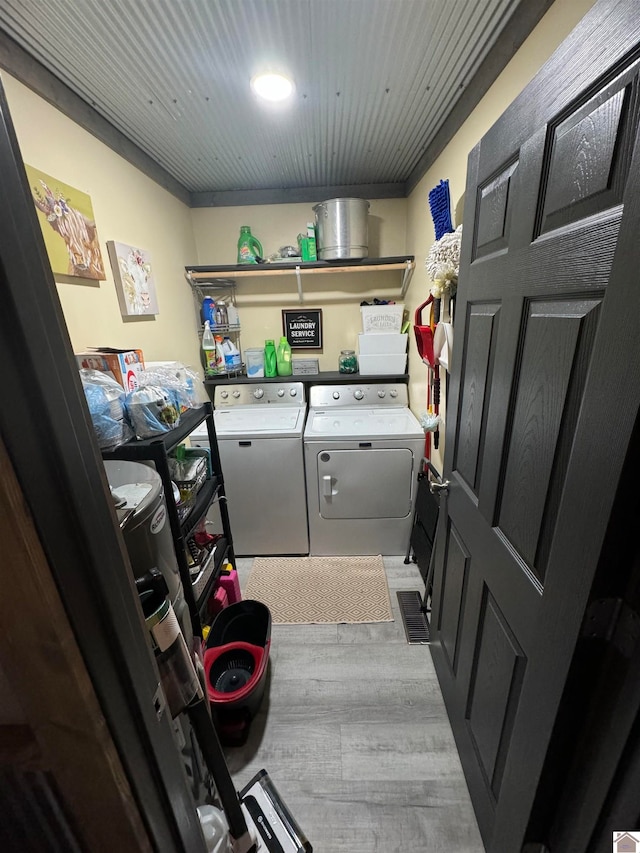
(396, 590), (430, 644)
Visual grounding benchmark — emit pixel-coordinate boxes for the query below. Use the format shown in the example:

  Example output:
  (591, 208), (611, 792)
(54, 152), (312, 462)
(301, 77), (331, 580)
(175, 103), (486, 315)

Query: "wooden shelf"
(186, 255), (415, 302)
(203, 371), (409, 387)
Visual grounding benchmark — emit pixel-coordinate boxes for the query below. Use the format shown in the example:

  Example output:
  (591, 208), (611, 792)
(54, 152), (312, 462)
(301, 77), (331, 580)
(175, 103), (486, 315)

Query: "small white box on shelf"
(358, 333), (408, 355)
(358, 353), (407, 375)
(292, 358), (319, 375)
(360, 303), (404, 334)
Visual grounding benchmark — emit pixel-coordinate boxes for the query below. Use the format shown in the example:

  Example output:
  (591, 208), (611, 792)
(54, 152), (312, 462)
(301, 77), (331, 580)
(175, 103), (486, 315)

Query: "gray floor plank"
(271, 641), (432, 682)
(272, 623), (339, 644)
(276, 779), (484, 853)
(263, 677), (445, 725)
(340, 720), (466, 782)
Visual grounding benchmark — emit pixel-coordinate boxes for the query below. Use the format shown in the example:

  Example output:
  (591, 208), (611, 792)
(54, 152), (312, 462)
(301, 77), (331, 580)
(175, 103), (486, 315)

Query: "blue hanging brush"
(429, 179), (453, 240)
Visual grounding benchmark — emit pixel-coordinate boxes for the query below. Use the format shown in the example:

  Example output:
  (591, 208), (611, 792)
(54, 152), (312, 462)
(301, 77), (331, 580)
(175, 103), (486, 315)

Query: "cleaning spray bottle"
(264, 339), (277, 378)
(201, 321), (216, 376)
(276, 336), (292, 376)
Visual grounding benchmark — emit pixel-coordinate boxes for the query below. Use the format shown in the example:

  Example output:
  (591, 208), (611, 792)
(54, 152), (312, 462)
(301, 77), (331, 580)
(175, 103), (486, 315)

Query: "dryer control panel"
(309, 384), (408, 408)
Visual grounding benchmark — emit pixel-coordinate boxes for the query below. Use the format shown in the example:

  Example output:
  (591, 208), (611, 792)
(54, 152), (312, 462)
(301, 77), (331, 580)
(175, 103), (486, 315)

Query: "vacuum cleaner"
(138, 574), (312, 853)
(198, 768), (311, 853)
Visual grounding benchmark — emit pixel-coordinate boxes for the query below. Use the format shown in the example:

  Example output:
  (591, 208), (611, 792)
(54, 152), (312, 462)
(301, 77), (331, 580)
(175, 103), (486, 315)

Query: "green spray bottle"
(237, 226), (263, 264)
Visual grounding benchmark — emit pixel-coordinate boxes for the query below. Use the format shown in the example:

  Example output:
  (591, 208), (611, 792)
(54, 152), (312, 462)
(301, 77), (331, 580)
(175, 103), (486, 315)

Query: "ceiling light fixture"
(251, 73), (294, 102)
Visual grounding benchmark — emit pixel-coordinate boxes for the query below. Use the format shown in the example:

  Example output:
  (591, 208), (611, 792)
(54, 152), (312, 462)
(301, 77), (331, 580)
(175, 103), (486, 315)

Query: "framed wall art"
(106, 241), (159, 317)
(282, 308), (323, 350)
(24, 165), (105, 280)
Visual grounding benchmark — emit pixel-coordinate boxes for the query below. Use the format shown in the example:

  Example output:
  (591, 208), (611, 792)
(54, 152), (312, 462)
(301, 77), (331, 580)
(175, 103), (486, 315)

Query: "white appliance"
(191, 383), (308, 556)
(304, 383), (424, 555)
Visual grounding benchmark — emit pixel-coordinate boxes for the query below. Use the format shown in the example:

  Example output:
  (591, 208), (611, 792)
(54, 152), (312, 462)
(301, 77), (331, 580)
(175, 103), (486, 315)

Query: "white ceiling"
(0, 0), (552, 205)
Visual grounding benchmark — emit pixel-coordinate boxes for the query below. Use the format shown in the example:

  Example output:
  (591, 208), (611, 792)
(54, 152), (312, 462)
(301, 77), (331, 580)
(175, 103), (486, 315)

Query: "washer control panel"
(214, 382), (306, 407)
(309, 384), (408, 408)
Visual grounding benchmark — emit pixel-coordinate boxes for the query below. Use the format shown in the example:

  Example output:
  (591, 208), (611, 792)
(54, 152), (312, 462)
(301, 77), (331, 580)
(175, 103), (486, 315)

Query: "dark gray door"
(429, 2), (640, 850)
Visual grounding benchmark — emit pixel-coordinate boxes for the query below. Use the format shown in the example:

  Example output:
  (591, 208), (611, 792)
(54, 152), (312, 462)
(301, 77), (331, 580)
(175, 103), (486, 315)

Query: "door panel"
(317, 448), (413, 519)
(473, 160), (518, 260)
(496, 298), (601, 578)
(538, 64), (637, 237)
(429, 3), (640, 850)
(465, 587), (526, 801)
(454, 303), (501, 496)
(437, 520), (470, 674)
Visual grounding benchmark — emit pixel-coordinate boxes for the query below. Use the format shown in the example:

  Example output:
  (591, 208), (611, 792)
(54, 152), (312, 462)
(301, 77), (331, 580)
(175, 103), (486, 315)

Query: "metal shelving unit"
(189, 278), (243, 378)
(102, 404), (235, 638)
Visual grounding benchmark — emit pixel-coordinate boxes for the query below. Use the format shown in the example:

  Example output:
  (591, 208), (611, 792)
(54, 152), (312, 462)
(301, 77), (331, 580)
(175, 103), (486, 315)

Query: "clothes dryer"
(304, 383), (423, 555)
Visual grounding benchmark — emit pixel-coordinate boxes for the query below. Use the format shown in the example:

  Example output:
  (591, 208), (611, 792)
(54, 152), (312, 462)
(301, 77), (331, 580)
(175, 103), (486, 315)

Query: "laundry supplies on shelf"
(276, 336), (292, 376)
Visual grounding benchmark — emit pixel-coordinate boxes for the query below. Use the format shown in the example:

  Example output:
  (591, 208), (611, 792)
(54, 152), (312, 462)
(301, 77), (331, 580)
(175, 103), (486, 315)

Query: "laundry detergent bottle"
(276, 336), (292, 376)
(264, 339), (277, 377)
(237, 226), (263, 264)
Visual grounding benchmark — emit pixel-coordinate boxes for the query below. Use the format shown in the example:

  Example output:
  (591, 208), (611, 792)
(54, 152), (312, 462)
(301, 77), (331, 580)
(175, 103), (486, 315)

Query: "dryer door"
(317, 448), (413, 519)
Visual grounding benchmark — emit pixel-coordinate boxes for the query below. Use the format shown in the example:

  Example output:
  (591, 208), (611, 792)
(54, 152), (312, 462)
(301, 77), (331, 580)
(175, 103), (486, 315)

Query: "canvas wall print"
(24, 165), (105, 280)
(107, 241), (159, 316)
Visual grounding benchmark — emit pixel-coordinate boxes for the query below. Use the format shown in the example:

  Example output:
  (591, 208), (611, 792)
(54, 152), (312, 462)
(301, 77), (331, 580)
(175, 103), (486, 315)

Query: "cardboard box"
(297, 235), (317, 261)
(76, 348), (145, 391)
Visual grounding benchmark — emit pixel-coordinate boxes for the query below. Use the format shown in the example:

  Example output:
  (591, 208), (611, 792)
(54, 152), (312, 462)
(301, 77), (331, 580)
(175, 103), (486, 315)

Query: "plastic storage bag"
(138, 362), (200, 411)
(125, 385), (181, 439)
(80, 368), (133, 450)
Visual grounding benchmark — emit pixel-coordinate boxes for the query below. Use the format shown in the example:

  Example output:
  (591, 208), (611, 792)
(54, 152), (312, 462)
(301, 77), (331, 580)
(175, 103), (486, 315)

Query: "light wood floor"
(227, 556), (485, 853)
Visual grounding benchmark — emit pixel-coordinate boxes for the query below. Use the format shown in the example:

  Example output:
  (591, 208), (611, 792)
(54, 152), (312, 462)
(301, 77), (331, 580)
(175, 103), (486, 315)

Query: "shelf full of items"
(186, 255), (415, 304)
(102, 404), (237, 637)
(188, 277), (244, 381)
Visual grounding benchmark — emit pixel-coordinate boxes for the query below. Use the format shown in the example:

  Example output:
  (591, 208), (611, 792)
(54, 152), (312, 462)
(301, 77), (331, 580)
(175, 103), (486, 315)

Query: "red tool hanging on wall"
(413, 295), (440, 459)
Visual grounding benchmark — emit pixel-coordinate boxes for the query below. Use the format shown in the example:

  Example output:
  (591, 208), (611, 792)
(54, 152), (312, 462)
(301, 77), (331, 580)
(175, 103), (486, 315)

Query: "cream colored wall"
(3, 73), (203, 381)
(190, 200), (407, 369)
(404, 0), (597, 472)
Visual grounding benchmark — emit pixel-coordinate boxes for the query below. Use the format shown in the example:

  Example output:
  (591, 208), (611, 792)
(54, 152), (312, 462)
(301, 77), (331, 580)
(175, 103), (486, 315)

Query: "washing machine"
(191, 382), (308, 556)
(304, 383), (424, 555)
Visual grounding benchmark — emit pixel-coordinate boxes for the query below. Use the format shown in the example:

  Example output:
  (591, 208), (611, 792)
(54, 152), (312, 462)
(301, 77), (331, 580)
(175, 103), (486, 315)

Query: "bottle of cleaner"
(276, 336), (292, 376)
(215, 299), (228, 328)
(222, 337), (241, 373)
(214, 335), (226, 374)
(202, 296), (216, 326)
(201, 321), (216, 376)
(237, 226), (263, 264)
(264, 339), (277, 377)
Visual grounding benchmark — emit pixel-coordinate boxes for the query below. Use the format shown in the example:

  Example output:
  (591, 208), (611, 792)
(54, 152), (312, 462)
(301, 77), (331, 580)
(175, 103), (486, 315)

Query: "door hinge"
(581, 598), (640, 659)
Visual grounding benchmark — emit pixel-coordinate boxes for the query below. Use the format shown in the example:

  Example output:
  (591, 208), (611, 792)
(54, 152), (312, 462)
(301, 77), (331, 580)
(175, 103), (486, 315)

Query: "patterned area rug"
(244, 555), (394, 624)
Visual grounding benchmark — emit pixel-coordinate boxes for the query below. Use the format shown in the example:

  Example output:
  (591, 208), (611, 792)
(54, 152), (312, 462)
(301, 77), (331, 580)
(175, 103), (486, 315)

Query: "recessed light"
(251, 73), (294, 102)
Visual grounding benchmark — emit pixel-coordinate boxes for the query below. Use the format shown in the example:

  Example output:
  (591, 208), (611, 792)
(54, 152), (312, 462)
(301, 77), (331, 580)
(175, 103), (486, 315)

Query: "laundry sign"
(282, 309), (323, 350)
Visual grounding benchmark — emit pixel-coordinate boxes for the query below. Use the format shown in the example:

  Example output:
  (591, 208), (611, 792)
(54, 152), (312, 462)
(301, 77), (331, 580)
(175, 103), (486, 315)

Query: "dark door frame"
(0, 78), (205, 851)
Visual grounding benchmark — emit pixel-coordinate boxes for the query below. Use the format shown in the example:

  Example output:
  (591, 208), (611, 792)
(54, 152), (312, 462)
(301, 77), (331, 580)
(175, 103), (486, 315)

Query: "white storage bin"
(358, 333), (408, 355)
(360, 303), (404, 334)
(358, 353), (407, 375)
